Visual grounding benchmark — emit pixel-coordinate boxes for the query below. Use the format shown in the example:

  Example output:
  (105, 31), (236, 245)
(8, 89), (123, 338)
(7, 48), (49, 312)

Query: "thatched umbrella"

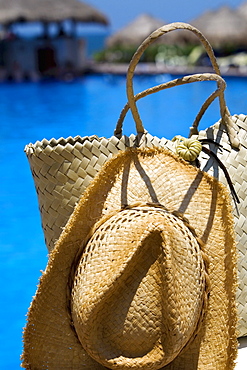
(107, 14), (199, 48)
(106, 14), (165, 47)
(0, 0), (109, 25)
(237, 1), (247, 19)
(191, 6), (247, 48)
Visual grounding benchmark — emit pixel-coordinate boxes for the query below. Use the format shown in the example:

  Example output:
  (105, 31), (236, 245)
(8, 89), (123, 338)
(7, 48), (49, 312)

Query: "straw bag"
(25, 22), (237, 252)
(24, 74), (226, 252)
(25, 22), (246, 337)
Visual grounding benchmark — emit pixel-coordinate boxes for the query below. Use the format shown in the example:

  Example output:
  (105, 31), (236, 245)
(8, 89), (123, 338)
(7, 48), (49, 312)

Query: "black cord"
(199, 138), (223, 149)
(201, 146), (240, 204)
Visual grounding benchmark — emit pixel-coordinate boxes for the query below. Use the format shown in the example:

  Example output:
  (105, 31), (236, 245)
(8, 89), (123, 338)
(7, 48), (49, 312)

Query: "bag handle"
(115, 72), (226, 137)
(120, 22), (239, 149)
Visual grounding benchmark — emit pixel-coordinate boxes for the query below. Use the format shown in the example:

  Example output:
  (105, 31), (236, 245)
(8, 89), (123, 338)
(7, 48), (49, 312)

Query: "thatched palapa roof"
(107, 14), (199, 48)
(237, 1), (247, 19)
(107, 14), (165, 47)
(191, 6), (247, 47)
(0, 0), (109, 25)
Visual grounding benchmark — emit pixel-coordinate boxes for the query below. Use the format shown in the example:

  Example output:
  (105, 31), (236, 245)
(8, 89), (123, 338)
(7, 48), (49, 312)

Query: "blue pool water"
(0, 74), (247, 368)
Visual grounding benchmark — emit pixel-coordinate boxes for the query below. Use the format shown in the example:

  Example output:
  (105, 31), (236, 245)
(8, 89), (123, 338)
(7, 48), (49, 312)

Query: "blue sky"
(85, 0), (245, 31)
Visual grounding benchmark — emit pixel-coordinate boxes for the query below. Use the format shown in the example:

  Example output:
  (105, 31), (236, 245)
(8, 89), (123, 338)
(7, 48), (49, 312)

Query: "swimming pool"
(1, 74), (247, 368)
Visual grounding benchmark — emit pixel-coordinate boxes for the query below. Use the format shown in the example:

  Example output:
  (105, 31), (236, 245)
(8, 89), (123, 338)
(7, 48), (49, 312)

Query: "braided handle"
(115, 73), (226, 137)
(123, 22), (239, 148)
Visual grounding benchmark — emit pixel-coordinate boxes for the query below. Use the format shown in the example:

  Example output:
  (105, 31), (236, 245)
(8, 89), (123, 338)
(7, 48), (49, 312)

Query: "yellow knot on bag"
(172, 136), (202, 162)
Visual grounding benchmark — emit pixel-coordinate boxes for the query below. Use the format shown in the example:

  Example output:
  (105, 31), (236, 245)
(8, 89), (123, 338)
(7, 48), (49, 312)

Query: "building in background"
(0, 0), (109, 80)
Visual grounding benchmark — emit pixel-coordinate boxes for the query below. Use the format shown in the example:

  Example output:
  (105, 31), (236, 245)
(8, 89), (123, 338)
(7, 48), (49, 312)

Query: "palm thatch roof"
(107, 14), (199, 48)
(0, 0), (109, 25)
(106, 14), (165, 47)
(191, 6), (247, 48)
(237, 1), (247, 19)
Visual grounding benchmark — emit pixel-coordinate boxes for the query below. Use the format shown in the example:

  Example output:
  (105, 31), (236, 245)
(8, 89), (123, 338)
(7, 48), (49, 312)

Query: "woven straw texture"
(197, 113), (247, 337)
(22, 148), (238, 370)
(24, 133), (170, 251)
(72, 206), (207, 369)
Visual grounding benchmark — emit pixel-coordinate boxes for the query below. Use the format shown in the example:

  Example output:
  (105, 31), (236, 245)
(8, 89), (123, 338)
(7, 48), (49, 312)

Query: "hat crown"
(71, 206), (206, 369)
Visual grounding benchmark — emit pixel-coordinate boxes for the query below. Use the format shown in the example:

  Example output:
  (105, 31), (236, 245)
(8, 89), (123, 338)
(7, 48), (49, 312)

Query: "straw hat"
(22, 147), (238, 370)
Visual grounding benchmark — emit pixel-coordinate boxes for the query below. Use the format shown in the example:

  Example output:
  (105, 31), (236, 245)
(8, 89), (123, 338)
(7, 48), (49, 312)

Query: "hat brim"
(22, 148), (238, 370)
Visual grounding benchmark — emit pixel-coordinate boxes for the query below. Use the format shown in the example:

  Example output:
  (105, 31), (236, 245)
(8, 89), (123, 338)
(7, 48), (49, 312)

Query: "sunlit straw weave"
(24, 133), (170, 251)
(71, 205), (207, 369)
(197, 113), (247, 337)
